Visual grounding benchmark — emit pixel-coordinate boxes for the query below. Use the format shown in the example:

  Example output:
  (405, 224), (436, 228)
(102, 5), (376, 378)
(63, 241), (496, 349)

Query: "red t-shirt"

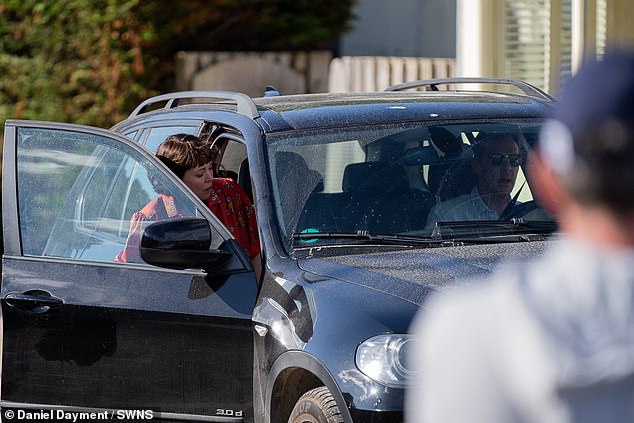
(114, 194), (181, 263)
(205, 178), (260, 259)
(115, 180), (260, 263)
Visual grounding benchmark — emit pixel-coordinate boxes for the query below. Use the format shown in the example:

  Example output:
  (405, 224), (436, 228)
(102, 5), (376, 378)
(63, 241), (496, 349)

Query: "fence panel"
(176, 51), (332, 97)
(328, 56), (456, 92)
(176, 52), (455, 95)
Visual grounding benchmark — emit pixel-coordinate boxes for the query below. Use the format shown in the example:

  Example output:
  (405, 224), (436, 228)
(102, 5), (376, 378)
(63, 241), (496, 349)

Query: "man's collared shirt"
(426, 186), (503, 228)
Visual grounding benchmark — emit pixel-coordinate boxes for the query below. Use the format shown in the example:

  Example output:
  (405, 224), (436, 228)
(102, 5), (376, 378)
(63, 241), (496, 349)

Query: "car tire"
(288, 386), (344, 423)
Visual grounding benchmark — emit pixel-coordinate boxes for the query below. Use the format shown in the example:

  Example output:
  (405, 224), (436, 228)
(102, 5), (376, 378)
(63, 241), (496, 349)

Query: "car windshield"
(266, 120), (555, 250)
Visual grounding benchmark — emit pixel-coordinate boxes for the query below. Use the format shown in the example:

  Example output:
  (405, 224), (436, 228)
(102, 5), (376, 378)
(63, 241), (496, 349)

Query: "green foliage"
(0, 0), (156, 129)
(138, 0), (355, 51)
(0, 0), (355, 131)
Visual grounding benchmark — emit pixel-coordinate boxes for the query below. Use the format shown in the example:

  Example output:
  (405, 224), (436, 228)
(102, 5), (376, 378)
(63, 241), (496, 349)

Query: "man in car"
(407, 51), (634, 423)
(426, 132), (522, 227)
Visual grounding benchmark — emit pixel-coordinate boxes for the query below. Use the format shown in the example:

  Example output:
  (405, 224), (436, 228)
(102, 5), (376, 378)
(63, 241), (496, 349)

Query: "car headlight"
(355, 334), (417, 388)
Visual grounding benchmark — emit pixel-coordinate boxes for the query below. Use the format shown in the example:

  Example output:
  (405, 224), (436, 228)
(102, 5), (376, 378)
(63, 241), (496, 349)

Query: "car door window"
(16, 127), (203, 265)
(144, 125), (200, 152)
(123, 130), (138, 140)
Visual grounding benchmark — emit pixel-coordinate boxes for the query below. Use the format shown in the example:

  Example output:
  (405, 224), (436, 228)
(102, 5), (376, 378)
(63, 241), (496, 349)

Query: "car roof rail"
(385, 77), (554, 101)
(128, 91), (260, 119)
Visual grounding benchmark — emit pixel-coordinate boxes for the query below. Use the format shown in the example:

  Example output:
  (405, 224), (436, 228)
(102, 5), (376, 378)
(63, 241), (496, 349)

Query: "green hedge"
(0, 0), (355, 130)
(0, 0), (156, 128)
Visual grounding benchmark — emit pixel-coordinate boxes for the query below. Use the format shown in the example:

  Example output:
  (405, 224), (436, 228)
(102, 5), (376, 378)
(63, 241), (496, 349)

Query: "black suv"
(1, 78), (556, 423)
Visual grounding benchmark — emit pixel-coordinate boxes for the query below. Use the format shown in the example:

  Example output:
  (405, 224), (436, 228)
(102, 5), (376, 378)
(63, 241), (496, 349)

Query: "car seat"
(237, 158), (254, 203)
(339, 162), (434, 233)
(427, 127), (477, 203)
(274, 151), (324, 236)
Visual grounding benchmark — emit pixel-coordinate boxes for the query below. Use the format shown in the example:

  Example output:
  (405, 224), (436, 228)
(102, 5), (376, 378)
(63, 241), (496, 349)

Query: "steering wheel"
(498, 200), (539, 221)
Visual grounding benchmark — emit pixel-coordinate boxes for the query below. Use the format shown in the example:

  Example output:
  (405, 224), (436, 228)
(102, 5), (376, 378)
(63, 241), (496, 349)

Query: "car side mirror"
(140, 217), (231, 270)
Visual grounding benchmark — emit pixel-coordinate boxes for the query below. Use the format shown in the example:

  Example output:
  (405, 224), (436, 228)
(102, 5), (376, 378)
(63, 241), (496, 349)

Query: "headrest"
(342, 162), (409, 193)
(428, 160), (477, 201)
(276, 151), (310, 174)
(429, 126), (461, 155)
(275, 151), (323, 193)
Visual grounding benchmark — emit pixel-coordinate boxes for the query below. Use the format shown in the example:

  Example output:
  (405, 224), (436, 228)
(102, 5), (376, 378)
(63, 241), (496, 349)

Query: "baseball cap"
(540, 50), (634, 175)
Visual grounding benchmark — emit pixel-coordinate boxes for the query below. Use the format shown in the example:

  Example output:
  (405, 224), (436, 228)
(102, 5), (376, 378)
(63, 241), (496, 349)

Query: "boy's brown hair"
(156, 134), (214, 179)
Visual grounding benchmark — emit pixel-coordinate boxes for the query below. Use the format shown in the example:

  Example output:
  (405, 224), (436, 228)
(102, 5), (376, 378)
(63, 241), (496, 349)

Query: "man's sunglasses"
(488, 153), (522, 167)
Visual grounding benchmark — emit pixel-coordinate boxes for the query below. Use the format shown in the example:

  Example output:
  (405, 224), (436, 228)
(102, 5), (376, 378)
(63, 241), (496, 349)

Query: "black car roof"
(254, 91), (551, 132)
(113, 80), (553, 134)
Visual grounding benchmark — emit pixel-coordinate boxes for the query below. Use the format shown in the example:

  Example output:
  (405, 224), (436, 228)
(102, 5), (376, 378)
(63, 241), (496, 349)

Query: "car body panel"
(255, 92), (551, 132)
(298, 240), (551, 301)
(1, 121), (258, 421)
(2, 83), (555, 423)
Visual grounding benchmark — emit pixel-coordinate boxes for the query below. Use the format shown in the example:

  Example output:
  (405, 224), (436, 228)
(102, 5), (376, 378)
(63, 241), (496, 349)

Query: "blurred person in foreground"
(406, 51), (634, 423)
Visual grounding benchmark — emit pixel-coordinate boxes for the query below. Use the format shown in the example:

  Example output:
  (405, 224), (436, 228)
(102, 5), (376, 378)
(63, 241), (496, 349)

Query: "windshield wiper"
(292, 220), (557, 247)
(292, 231), (438, 246)
(431, 219), (557, 240)
(292, 226), (553, 248)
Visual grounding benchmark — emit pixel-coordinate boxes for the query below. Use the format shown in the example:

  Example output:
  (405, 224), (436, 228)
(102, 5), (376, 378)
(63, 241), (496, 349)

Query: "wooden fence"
(176, 51), (332, 97)
(328, 56), (455, 92)
(175, 52), (455, 95)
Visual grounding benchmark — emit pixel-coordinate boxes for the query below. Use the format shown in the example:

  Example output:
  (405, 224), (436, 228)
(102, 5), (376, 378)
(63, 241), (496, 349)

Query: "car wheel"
(288, 386), (344, 423)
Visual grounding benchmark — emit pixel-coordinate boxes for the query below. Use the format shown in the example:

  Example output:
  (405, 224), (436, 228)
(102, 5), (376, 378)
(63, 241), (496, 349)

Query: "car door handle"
(4, 291), (64, 313)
